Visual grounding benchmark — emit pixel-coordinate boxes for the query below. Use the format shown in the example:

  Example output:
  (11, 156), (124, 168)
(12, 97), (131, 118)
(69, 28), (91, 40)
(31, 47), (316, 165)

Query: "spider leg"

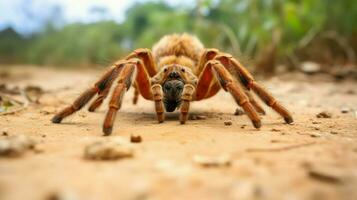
(88, 65), (123, 112)
(214, 54), (293, 124)
(200, 60), (261, 128)
(127, 49), (164, 122)
(103, 58), (154, 135)
(195, 49), (220, 100)
(52, 65), (121, 123)
(89, 49), (157, 111)
(132, 84), (140, 104)
(180, 82), (196, 124)
(151, 84), (165, 123)
(244, 90), (266, 115)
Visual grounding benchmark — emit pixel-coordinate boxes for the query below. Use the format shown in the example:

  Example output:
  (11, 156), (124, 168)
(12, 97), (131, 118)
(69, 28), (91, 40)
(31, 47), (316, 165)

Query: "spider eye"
(164, 68), (168, 72)
(181, 68), (185, 73)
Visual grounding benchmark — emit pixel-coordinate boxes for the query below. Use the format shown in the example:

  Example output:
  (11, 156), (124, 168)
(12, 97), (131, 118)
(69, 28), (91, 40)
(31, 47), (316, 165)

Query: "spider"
(52, 33), (293, 135)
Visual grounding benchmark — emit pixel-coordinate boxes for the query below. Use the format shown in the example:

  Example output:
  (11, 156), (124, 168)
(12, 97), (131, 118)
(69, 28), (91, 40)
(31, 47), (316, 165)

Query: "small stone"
(340, 107), (349, 113)
(42, 134), (46, 138)
(330, 131), (338, 135)
(316, 111), (332, 118)
(193, 154), (231, 167)
(47, 190), (79, 200)
(241, 125), (246, 129)
(234, 108), (245, 116)
(130, 134), (142, 143)
(224, 120), (232, 126)
(312, 121), (321, 124)
(300, 61), (321, 74)
(0, 135), (36, 157)
(270, 128), (281, 132)
(310, 133), (322, 138)
(196, 115), (207, 120)
(308, 166), (345, 184)
(345, 89), (355, 95)
(84, 138), (134, 160)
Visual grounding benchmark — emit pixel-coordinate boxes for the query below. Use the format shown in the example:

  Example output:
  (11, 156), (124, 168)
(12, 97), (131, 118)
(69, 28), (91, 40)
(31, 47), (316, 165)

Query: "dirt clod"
(130, 134), (142, 143)
(0, 135), (36, 157)
(234, 108), (245, 116)
(47, 191), (79, 200)
(224, 120), (232, 126)
(193, 154), (231, 167)
(316, 111), (332, 118)
(340, 107), (349, 113)
(84, 138), (134, 160)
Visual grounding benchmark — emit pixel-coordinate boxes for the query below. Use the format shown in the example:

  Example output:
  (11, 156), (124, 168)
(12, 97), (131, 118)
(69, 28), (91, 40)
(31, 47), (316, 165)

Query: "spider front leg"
(52, 65), (120, 123)
(151, 84), (165, 123)
(180, 84), (196, 124)
(88, 66), (121, 112)
(103, 62), (136, 135)
(103, 58), (153, 135)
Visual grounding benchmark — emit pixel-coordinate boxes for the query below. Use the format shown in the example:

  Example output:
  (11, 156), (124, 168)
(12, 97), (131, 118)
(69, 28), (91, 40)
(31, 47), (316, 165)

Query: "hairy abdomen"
(152, 33), (204, 73)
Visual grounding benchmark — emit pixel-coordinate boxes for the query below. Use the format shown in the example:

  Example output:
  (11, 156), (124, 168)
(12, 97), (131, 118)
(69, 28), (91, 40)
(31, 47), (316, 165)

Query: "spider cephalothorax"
(152, 64), (197, 112)
(52, 33), (293, 135)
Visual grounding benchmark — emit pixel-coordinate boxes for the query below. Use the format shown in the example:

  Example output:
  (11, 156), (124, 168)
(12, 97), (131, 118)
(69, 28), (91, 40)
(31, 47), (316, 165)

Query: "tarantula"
(52, 33), (293, 135)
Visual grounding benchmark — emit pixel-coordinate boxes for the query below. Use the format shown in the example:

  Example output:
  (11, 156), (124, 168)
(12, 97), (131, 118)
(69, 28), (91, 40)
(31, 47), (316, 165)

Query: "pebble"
(0, 135), (37, 157)
(196, 115), (207, 120)
(84, 138), (134, 160)
(193, 154), (231, 167)
(308, 166), (344, 184)
(346, 89), (355, 95)
(310, 133), (322, 138)
(47, 190), (79, 200)
(340, 107), (349, 113)
(234, 108), (245, 116)
(316, 111), (332, 118)
(300, 61), (321, 74)
(130, 134), (142, 143)
(330, 131), (338, 135)
(224, 121), (232, 126)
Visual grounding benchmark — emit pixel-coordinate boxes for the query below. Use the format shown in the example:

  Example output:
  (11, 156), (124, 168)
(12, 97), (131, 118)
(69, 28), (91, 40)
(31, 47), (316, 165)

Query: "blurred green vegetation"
(0, 0), (356, 72)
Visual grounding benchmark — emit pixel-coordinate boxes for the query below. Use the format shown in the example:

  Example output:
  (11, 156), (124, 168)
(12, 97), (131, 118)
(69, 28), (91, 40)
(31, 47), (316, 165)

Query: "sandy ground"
(0, 66), (357, 200)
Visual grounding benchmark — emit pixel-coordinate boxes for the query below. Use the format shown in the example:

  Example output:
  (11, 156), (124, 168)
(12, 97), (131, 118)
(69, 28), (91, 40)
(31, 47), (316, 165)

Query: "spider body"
(52, 33), (293, 135)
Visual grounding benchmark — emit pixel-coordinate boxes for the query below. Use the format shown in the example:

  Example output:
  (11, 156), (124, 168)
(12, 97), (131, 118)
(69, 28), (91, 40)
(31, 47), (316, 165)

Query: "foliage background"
(0, 0), (356, 73)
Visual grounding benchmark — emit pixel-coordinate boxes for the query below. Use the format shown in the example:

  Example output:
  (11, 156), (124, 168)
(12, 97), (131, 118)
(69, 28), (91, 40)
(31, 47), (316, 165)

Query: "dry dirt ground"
(0, 66), (357, 200)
